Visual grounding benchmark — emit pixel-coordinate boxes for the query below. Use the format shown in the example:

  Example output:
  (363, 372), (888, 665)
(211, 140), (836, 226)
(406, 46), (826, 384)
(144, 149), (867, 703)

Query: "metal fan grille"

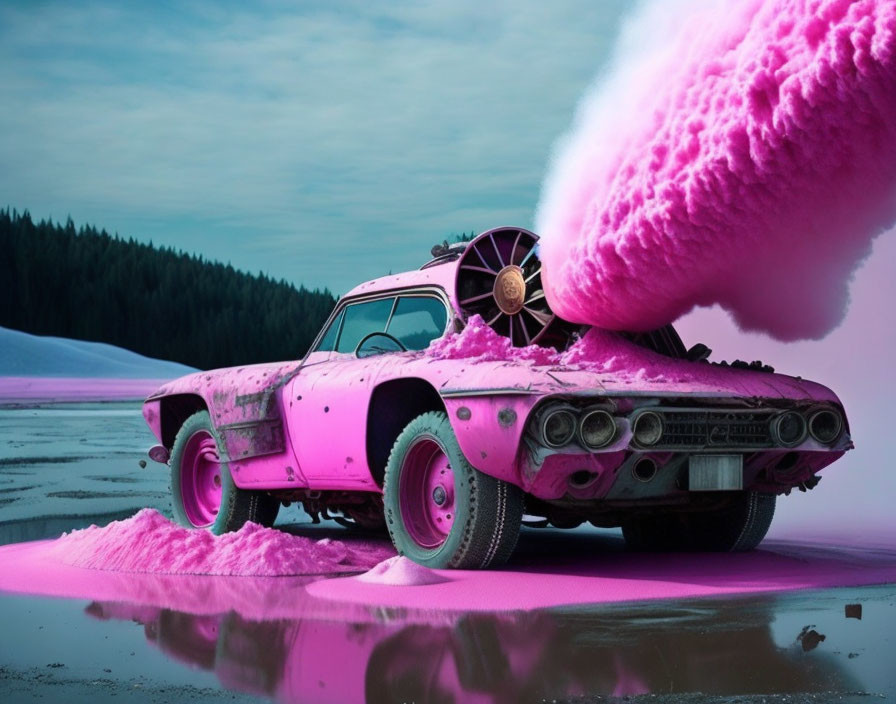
(455, 227), (571, 348)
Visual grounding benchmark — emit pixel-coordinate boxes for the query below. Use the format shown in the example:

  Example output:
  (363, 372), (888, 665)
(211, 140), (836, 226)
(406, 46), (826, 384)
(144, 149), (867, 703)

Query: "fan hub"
(494, 265), (526, 315)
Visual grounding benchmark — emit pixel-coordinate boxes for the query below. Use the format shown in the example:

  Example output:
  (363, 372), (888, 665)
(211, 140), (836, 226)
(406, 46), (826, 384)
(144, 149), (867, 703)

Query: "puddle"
(0, 486), (37, 494)
(0, 456), (86, 466)
(85, 475), (141, 484)
(45, 490), (167, 500)
(1, 584), (892, 702)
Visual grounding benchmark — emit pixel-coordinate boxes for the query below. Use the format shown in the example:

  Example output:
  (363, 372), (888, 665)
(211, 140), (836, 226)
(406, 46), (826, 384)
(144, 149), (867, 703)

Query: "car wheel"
(169, 410), (279, 534)
(684, 491), (776, 552)
(383, 411), (523, 569)
(622, 491), (775, 552)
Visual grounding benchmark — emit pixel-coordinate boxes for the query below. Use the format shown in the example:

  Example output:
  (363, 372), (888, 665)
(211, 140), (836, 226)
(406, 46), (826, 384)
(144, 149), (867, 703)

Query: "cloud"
(0, 0), (627, 293)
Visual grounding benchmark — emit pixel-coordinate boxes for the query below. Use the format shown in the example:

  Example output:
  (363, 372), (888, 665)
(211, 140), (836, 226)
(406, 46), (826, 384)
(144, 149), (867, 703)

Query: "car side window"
(386, 296), (448, 350)
(335, 298), (396, 353)
(315, 309), (344, 352)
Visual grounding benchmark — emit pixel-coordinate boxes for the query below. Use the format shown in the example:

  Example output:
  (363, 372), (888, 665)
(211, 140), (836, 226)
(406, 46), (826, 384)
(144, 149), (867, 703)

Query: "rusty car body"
(143, 227), (851, 568)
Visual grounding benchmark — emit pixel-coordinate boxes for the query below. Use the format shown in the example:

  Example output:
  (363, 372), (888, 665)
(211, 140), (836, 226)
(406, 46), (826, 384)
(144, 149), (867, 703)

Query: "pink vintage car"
(142, 227), (851, 568)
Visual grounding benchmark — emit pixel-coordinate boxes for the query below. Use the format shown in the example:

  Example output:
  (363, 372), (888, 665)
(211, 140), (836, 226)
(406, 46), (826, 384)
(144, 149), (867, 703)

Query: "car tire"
(685, 491), (776, 552)
(169, 410), (279, 534)
(622, 491), (775, 552)
(383, 411), (523, 569)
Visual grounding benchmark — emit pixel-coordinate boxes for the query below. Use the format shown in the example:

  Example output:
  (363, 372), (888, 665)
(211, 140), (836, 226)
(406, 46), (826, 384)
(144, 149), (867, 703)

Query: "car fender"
(145, 361), (300, 463)
(440, 393), (541, 487)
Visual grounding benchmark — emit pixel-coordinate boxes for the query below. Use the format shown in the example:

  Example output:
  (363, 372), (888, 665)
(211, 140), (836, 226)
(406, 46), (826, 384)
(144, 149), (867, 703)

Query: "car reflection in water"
(85, 594), (861, 703)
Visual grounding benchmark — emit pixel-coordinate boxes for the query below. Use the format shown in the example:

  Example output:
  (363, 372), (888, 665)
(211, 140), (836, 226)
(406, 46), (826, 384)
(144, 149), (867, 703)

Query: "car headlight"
(808, 409), (842, 445)
(632, 411), (663, 446)
(541, 409), (576, 448)
(578, 410), (616, 450)
(770, 411), (807, 447)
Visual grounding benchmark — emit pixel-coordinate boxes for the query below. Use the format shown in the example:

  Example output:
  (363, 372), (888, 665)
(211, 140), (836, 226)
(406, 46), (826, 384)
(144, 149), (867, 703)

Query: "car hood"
(407, 355), (840, 405)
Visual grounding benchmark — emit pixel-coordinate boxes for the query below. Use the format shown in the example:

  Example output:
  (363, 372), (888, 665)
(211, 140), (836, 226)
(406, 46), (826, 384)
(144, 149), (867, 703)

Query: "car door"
(284, 292), (449, 490)
(284, 296), (394, 490)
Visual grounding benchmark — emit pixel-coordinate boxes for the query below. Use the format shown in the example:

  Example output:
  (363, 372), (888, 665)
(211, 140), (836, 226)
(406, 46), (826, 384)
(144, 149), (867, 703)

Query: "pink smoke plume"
(536, 0), (896, 340)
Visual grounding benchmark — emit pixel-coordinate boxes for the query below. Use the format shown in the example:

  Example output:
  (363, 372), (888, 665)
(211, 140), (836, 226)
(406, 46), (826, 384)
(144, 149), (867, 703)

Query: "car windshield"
(334, 298), (396, 353)
(314, 293), (449, 355)
(315, 309), (343, 352)
(386, 296), (447, 350)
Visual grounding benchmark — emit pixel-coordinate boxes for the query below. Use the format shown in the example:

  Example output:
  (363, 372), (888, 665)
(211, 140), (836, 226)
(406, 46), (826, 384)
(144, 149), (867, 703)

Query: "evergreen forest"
(0, 209), (336, 370)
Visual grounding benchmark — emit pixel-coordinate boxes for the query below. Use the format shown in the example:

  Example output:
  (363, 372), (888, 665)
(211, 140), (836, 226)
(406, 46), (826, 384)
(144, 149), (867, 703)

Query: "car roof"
(342, 257), (459, 306)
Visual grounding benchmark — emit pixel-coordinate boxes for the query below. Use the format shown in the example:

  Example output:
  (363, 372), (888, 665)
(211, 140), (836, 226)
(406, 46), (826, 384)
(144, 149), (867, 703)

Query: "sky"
(0, 0), (627, 295)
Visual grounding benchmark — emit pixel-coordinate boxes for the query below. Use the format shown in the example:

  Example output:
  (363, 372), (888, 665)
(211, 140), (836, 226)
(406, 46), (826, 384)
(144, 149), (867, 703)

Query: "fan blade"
(523, 306), (553, 327)
(461, 264), (498, 276)
(460, 291), (496, 306)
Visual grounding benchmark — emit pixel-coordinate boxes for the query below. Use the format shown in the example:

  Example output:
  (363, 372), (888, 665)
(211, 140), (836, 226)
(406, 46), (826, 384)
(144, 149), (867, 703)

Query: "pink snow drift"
(142, 227), (852, 569)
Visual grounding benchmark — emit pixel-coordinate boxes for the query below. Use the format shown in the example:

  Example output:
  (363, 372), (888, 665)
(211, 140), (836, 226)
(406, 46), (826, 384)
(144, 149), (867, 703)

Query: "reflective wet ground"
(1, 402), (894, 703)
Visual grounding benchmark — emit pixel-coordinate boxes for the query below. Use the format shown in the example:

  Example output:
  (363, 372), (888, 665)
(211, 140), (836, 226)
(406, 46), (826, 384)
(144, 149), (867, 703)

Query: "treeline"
(0, 209), (336, 370)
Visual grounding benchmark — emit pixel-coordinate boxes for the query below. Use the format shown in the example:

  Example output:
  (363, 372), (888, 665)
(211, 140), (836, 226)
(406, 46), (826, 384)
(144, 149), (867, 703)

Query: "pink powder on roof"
(47, 509), (393, 576)
(536, 0), (896, 341)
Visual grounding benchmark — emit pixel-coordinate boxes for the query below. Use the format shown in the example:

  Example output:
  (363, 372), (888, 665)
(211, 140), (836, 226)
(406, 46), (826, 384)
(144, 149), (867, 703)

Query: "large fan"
(455, 227), (577, 349)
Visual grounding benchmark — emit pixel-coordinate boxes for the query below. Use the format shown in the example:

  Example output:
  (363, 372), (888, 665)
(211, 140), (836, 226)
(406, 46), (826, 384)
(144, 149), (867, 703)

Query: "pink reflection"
(84, 594), (860, 702)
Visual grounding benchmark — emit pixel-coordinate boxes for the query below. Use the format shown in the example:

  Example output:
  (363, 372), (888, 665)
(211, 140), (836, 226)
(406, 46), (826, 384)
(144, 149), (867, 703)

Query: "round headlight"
(632, 411), (663, 446)
(542, 409), (576, 448)
(579, 410), (616, 449)
(771, 411), (807, 447)
(809, 409), (842, 445)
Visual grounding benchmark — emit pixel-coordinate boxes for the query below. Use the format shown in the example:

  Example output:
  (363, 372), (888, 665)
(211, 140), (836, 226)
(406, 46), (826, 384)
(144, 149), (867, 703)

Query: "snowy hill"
(0, 327), (196, 379)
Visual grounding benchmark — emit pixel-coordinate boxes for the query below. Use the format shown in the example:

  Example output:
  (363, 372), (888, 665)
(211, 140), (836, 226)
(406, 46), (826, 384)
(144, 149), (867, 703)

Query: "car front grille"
(657, 410), (776, 449)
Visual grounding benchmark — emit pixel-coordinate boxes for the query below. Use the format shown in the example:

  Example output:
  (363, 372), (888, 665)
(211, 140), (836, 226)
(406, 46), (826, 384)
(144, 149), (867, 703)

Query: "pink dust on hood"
(46, 509), (394, 576)
(426, 315), (559, 366)
(536, 0), (896, 341)
(426, 315), (833, 398)
(427, 315), (665, 379)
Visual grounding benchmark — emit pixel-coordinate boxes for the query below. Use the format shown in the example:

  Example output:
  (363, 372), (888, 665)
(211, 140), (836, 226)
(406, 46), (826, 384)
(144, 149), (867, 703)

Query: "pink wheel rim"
(180, 430), (223, 528)
(399, 436), (456, 549)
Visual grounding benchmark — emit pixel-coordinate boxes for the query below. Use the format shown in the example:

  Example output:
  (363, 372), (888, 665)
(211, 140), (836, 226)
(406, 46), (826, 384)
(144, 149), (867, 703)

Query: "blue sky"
(1, 0), (628, 295)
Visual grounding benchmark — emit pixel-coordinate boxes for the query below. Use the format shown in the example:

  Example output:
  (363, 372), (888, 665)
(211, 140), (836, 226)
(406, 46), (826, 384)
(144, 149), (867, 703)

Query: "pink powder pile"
(537, 0), (896, 341)
(427, 315), (793, 391)
(47, 509), (393, 576)
(426, 315), (559, 366)
(427, 315), (660, 378)
(358, 556), (451, 586)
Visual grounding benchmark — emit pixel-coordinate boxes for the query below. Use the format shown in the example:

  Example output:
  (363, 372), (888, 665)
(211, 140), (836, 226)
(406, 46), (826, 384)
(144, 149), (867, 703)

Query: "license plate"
(689, 454), (743, 491)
